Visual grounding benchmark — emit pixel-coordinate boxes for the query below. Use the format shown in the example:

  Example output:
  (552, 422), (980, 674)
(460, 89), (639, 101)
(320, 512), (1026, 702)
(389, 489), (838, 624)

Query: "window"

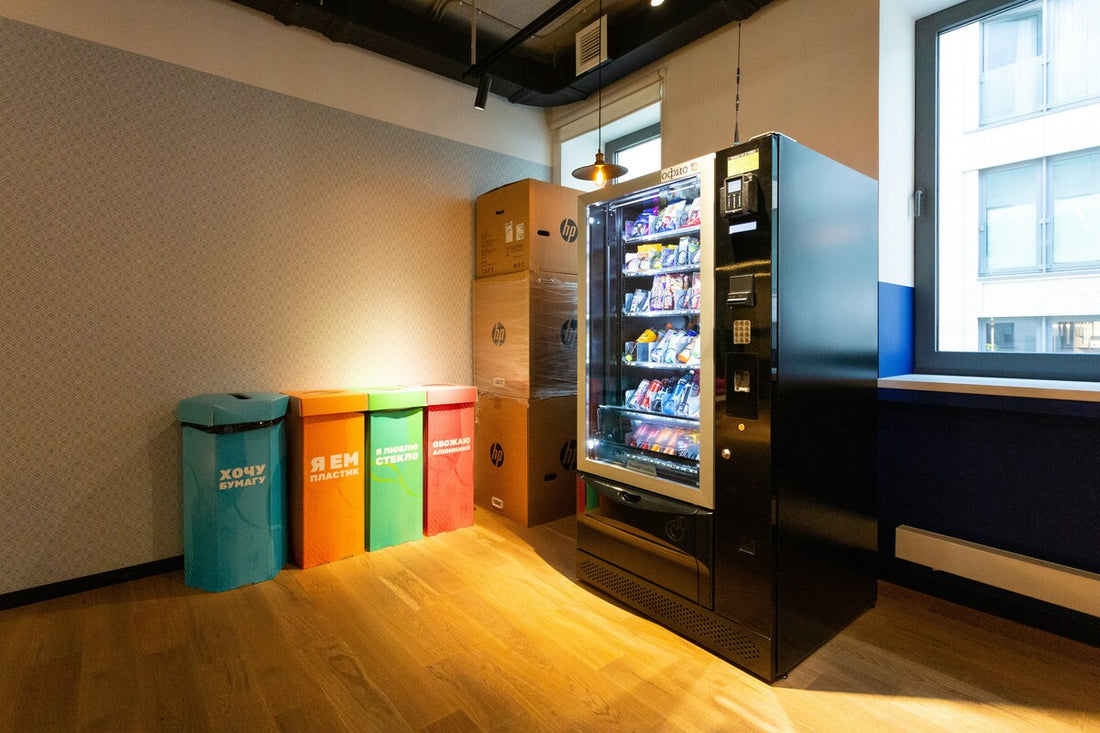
(979, 148), (1100, 275)
(915, 0), (1100, 380)
(604, 123), (661, 184)
(980, 2), (1041, 124)
(558, 95), (661, 194)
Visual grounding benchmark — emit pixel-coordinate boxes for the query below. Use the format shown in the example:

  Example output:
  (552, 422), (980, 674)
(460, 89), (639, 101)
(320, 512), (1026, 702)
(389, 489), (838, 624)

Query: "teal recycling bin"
(178, 392), (289, 592)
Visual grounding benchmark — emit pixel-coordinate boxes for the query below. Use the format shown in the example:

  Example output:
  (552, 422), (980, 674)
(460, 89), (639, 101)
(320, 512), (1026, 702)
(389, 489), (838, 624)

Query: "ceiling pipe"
(464, 0), (586, 81)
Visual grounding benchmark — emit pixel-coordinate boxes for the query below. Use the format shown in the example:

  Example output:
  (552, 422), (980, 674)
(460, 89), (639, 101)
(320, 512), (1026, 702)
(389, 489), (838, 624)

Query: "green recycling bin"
(365, 387), (426, 551)
(178, 392), (288, 592)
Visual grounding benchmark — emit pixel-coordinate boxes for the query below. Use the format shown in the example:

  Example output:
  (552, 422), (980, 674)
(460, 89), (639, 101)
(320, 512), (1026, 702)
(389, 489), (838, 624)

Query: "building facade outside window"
(915, 0), (1100, 378)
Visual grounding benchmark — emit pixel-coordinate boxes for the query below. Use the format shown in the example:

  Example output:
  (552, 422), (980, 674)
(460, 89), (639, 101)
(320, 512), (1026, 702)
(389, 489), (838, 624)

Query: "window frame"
(914, 0), (1100, 381)
(603, 122), (661, 184)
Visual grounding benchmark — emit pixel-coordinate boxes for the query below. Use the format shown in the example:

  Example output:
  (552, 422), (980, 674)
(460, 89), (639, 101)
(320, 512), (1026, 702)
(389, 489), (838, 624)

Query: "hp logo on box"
(560, 218), (578, 243)
(559, 439), (576, 470)
(560, 318), (577, 347)
(490, 442), (505, 467)
(491, 322), (506, 346)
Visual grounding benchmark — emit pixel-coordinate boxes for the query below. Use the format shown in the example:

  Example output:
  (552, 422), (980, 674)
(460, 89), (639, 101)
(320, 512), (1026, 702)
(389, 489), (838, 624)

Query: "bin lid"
(178, 392), (289, 427)
(419, 384), (477, 406)
(364, 386), (427, 411)
(283, 389), (368, 417)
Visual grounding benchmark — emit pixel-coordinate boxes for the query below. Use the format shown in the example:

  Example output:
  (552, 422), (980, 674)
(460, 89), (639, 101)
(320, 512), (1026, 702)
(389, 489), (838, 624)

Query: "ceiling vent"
(575, 15), (607, 76)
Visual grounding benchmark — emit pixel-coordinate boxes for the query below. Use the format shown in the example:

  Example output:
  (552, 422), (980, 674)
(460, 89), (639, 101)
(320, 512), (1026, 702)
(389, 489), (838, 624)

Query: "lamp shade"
(571, 152), (628, 187)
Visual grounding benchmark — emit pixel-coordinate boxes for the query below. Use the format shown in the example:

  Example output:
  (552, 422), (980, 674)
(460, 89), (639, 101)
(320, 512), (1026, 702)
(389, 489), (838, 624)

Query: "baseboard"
(0, 556), (184, 610)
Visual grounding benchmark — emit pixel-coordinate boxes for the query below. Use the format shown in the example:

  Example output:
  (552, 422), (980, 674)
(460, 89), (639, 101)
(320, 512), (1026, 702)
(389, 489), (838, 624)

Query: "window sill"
(879, 374), (1100, 401)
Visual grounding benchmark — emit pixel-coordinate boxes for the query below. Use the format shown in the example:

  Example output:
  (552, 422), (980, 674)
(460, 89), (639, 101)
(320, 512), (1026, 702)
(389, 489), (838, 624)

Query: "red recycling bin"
(420, 384), (477, 536)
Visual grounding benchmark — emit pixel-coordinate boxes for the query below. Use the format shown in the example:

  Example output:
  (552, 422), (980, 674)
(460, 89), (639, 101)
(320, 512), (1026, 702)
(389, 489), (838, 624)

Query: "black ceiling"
(230, 0), (772, 107)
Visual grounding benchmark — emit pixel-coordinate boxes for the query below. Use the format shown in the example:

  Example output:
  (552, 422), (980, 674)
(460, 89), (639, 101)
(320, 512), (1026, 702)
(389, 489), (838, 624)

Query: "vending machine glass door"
(577, 155), (715, 509)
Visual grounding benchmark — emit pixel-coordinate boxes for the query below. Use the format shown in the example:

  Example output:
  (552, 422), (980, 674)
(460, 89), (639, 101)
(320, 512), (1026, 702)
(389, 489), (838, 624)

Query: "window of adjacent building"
(604, 123), (661, 184)
(979, 148), (1100, 276)
(915, 0), (1100, 379)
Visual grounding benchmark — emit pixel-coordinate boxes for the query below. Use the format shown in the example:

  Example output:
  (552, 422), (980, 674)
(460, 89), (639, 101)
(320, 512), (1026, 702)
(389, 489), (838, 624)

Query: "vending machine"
(575, 133), (878, 681)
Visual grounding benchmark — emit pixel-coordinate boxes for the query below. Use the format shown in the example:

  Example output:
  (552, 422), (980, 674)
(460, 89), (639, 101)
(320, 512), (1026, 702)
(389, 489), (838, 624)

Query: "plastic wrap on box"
(473, 271), (578, 400)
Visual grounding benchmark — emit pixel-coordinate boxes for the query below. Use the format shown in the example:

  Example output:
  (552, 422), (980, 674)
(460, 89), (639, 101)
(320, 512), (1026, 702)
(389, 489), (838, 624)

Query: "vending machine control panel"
(723, 173), (759, 218)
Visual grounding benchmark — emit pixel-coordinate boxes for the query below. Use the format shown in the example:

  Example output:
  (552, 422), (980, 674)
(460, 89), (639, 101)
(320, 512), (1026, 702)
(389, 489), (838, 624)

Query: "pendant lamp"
(572, 2), (627, 187)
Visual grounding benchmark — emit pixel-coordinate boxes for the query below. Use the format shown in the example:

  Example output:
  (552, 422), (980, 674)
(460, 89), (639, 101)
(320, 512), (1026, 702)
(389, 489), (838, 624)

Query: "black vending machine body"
(576, 134), (879, 681)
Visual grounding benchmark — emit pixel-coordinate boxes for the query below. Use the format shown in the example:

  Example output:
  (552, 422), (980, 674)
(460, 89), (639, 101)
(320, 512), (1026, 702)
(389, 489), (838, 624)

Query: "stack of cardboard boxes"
(472, 179), (582, 526)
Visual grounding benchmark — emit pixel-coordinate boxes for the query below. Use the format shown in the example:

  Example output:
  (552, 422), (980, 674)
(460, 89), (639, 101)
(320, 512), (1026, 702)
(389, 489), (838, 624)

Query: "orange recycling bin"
(420, 384), (477, 536)
(283, 389), (368, 568)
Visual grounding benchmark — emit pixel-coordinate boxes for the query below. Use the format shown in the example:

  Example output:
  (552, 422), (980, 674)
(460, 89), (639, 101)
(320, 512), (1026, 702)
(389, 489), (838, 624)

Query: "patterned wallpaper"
(0, 17), (548, 594)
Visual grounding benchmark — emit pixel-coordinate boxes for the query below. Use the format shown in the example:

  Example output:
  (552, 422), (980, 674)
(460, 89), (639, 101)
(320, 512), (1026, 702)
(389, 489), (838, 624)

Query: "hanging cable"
(734, 22), (742, 144)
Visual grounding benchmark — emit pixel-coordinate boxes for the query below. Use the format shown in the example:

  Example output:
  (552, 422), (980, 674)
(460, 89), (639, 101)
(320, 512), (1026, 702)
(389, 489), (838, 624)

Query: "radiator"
(895, 525), (1100, 618)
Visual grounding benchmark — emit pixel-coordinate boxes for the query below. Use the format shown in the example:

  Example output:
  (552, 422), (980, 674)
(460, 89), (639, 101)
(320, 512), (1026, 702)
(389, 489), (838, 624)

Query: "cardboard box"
(475, 179), (581, 278)
(474, 394), (577, 527)
(473, 271), (577, 400)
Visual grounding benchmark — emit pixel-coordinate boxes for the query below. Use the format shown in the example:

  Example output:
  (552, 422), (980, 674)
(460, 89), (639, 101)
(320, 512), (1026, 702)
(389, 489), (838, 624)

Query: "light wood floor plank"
(2, 509), (1098, 732)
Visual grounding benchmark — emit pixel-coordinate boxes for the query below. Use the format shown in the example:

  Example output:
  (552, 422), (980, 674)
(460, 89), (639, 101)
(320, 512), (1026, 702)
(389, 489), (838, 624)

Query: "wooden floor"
(2, 510), (1099, 732)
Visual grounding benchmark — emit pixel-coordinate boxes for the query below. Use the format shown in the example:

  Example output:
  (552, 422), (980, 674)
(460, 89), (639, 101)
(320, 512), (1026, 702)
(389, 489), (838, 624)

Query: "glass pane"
(1051, 317), (1100, 353)
(978, 317), (1041, 352)
(1048, 0), (1100, 107)
(615, 137), (661, 184)
(980, 5), (1042, 124)
(983, 164), (1040, 272)
(1051, 151), (1100, 266)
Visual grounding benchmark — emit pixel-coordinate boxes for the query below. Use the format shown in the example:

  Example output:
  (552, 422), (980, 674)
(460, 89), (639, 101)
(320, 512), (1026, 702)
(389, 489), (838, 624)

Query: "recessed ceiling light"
(651, 0), (665, 6)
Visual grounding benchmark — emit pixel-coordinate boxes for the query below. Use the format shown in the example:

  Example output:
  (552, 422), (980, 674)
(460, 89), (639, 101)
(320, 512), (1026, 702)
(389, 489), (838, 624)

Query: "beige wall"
(0, 0), (551, 166)
(658, 0), (879, 179)
(0, 15), (548, 595)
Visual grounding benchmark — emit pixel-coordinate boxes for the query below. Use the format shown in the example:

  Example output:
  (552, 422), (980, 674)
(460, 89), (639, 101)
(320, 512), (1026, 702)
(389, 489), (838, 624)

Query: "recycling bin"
(419, 384), (477, 536)
(283, 389), (369, 569)
(178, 392), (289, 593)
(365, 387), (426, 551)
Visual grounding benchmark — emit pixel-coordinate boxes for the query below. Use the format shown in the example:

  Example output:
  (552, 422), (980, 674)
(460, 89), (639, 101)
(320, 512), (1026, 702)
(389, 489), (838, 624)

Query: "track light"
(474, 74), (492, 110)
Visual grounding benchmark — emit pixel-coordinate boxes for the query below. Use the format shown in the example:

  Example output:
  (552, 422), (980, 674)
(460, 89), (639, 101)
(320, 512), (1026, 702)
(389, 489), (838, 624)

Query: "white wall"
(0, 0), (551, 165)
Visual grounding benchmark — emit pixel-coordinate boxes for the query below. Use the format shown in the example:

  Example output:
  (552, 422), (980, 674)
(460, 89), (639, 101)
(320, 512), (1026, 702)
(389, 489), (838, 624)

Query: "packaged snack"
(661, 244), (677, 269)
(624, 251), (640, 273)
(687, 238), (702, 265)
(662, 277), (676, 310)
(632, 288), (650, 313)
(686, 371), (701, 418)
(649, 427), (675, 453)
(677, 332), (699, 363)
(662, 201), (684, 231)
(630, 422), (655, 448)
(690, 272), (702, 310)
(626, 379), (650, 409)
(649, 325), (674, 363)
(686, 199), (701, 227)
(638, 379), (662, 411)
(669, 275), (687, 310)
(649, 275), (668, 311)
(677, 238), (690, 266)
(624, 220), (635, 239)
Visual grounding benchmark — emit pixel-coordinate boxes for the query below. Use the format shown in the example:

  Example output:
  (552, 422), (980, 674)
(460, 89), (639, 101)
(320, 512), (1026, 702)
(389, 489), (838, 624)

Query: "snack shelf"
(622, 308), (699, 318)
(623, 224), (701, 245)
(600, 404), (699, 428)
(622, 359), (699, 371)
(623, 263), (700, 277)
(595, 441), (701, 479)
